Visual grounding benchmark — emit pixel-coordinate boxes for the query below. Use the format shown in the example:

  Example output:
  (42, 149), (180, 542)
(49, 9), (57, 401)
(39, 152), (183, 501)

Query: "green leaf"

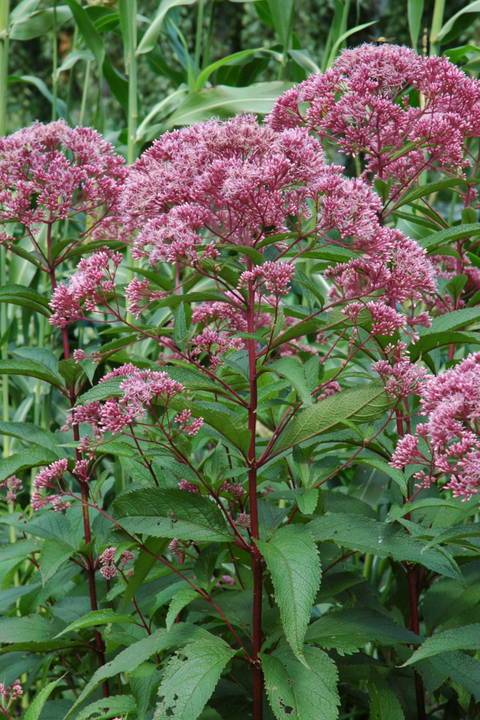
(40, 538), (75, 585)
(131, 663), (159, 720)
(164, 82), (293, 129)
(309, 513), (462, 582)
(408, 0), (424, 49)
(136, 0), (197, 55)
(166, 588), (200, 631)
(436, 1), (480, 43)
(24, 676), (63, 720)
(0, 284), (51, 317)
(122, 538), (169, 611)
(66, 624), (215, 716)
(368, 673), (405, 720)
(0, 448), (61, 483)
(0, 615), (62, 644)
(182, 400), (251, 455)
(0, 422), (63, 455)
(268, 356), (315, 406)
(173, 302), (187, 353)
(350, 458), (407, 496)
(54, 49), (94, 79)
(194, 48), (279, 91)
(0, 538), (38, 562)
(9, 6), (71, 40)
(113, 487), (233, 542)
(76, 377), (123, 405)
(62, 0), (105, 68)
(402, 624), (480, 666)
(267, 0), (294, 47)
(429, 651), (480, 697)
(262, 645), (339, 720)
(325, 21), (377, 69)
(154, 637), (235, 719)
(410, 308), (480, 361)
(76, 695), (136, 720)
(55, 609), (138, 638)
(419, 222), (480, 253)
(0, 359), (63, 389)
(256, 525), (320, 665)
(394, 178), (472, 211)
(305, 608), (419, 654)
(297, 488), (319, 515)
(273, 381), (388, 455)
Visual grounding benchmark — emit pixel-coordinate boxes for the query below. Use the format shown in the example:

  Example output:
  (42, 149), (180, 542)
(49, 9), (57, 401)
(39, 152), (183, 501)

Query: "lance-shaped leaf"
(153, 637), (235, 720)
(0, 359), (64, 389)
(76, 695), (136, 720)
(402, 624), (480, 666)
(0, 284), (50, 316)
(273, 381), (389, 454)
(305, 607), (419, 654)
(0, 448), (61, 484)
(113, 487), (233, 542)
(40, 538), (76, 585)
(368, 672), (405, 720)
(166, 589), (201, 631)
(256, 525), (321, 665)
(262, 645), (339, 720)
(24, 676), (63, 720)
(309, 513), (462, 582)
(136, 0), (197, 55)
(66, 624), (215, 717)
(55, 609), (138, 639)
(429, 651), (480, 697)
(409, 308), (480, 361)
(419, 222), (480, 253)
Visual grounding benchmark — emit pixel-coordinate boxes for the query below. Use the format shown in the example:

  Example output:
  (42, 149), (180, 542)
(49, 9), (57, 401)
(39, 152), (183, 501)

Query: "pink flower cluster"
(99, 547), (135, 579)
(267, 43), (480, 200)
(0, 679), (22, 704)
(391, 352), (480, 500)
(50, 248), (122, 328)
(122, 115), (326, 263)
(0, 120), (126, 232)
(0, 475), (23, 505)
(32, 458), (69, 511)
(239, 261), (295, 299)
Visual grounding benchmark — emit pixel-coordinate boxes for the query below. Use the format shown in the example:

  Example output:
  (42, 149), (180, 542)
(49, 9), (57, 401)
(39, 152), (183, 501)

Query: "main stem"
(47, 228), (108, 697)
(408, 566), (426, 720)
(247, 266), (263, 720)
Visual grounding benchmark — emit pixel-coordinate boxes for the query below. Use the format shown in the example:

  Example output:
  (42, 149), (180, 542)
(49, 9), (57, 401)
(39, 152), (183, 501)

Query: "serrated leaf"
(173, 302), (187, 353)
(0, 448), (61, 483)
(0, 538), (38, 562)
(268, 356), (314, 406)
(24, 676), (63, 720)
(419, 223), (480, 253)
(309, 513), (462, 582)
(76, 377), (123, 405)
(0, 284), (50, 317)
(409, 308), (480, 361)
(368, 673), (405, 720)
(0, 615), (62, 644)
(66, 624), (215, 716)
(297, 488), (319, 515)
(0, 422), (63, 455)
(113, 487), (232, 542)
(402, 624), (480, 666)
(273, 382), (388, 454)
(76, 695), (136, 720)
(262, 645), (339, 720)
(40, 538), (75, 585)
(256, 526), (320, 665)
(166, 588), (200, 631)
(0, 359), (63, 389)
(351, 458), (407, 496)
(131, 663), (159, 720)
(153, 637), (235, 719)
(429, 651), (480, 697)
(305, 608), (419, 654)
(55, 609), (139, 639)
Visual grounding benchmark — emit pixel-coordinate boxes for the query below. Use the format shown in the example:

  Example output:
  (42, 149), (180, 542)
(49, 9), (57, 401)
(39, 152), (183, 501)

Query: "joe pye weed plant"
(5, 42), (480, 720)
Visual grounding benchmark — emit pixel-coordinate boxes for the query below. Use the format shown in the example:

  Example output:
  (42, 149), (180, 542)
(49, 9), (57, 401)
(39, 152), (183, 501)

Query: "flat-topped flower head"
(0, 120), (127, 232)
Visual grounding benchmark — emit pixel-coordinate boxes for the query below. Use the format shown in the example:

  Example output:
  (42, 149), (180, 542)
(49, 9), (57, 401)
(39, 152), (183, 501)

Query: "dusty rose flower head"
(390, 352), (480, 500)
(267, 44), (480, 201)
(0, 475), (23, 505)
(0, 120), (126, 234)
(32, 458), (68, 511)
